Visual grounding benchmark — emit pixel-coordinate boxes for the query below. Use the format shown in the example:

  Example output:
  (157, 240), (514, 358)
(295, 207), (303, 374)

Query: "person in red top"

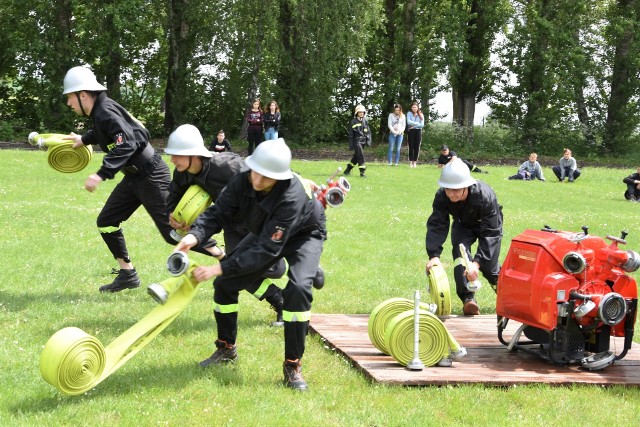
(245, 98), (263, 155)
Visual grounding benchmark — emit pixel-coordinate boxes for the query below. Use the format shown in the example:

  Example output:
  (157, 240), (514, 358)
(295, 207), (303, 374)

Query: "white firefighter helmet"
(164, 124), (212, 158)
(354, 104), (366, 116)
(245, 138), (293, 180)
(437, 158), (477, 189)
(62, 66), (107, 94)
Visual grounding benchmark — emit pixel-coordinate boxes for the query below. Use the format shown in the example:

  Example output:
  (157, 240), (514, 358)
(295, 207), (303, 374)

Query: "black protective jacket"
(81, 92), (153, 180)
(623, 172), (640, 186)
(189, 171), (319, 277)
(166, 152), (247, 214)
(348, 117), (371, 149)
(426, 180), (502, 265)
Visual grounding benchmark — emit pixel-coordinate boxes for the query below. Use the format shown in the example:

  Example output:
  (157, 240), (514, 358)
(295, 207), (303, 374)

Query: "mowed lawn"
(1, 149), (640, 426)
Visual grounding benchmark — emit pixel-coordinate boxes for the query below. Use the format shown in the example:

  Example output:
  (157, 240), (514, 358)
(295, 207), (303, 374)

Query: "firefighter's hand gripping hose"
(28, 132), (93, 173)
(368, 298), (465, 367)
(40, 253), (201, 395)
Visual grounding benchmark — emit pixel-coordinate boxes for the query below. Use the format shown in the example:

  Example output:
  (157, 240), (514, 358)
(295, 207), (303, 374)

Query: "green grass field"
(1, 150), (640, 426)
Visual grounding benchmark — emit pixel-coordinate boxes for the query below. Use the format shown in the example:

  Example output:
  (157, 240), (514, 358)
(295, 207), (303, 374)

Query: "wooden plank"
(309, 314), (640, 387)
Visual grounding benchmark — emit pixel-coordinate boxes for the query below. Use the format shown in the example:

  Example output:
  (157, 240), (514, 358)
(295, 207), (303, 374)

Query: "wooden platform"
(309, 314), (640, 387)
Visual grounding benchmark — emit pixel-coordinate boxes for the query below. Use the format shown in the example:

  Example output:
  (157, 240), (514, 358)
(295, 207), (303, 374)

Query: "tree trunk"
(164, 0), (191, 134)
(604, 0), (637, 153)
(240, 10), (264, 141)
(399, 0), (417, 105)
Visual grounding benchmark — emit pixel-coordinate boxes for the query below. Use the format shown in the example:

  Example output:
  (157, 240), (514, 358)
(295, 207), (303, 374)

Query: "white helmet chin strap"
(75, 92), (89, 117)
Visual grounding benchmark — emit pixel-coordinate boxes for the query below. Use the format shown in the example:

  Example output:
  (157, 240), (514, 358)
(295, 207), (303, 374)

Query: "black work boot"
(359, 167), (367, 178)
(265, 291), (284, 327)
(343, 164), (353, 176)
(99, 269), (141, 293)
(199, 339), (238, 367)
(312, 265), (325, 290)
(283, 359), (308, 391)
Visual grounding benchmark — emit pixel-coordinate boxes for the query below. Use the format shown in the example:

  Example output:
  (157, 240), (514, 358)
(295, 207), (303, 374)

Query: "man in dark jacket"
(165, 124), (287, 325)
(623, 167), (640, 202)
(174, 138), (326, 391)
(425, 159), (502, 315)
(437, 145), (486, 174)
(63, 66), (195, 293)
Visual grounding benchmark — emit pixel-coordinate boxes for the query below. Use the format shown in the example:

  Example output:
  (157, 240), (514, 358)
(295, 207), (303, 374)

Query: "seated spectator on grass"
(437, 145), (487, 174)
(508, 153), (545, 181)
(552, 148), (581, 182)
(623, 167), (640, 202)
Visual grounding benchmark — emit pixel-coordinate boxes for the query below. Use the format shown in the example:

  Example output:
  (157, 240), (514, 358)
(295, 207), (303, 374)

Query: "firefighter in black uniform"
(344, 104), (371, 178)
(437, 145), (486, 173)
(62, 66), (221, 293)
(164, 124), (289, 325)
(175, 138), (326, 391)
(425, 158), (502, 315)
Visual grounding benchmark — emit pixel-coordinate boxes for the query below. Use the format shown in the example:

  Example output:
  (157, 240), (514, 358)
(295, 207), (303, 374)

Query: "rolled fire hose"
(426, 263), (452, 316)
(40, 257), (200, 395)
(170, 185), (212, 242)
(384, 308), (465, 367)
(27, 132), (93, 173)
(368, 298), (435, 355)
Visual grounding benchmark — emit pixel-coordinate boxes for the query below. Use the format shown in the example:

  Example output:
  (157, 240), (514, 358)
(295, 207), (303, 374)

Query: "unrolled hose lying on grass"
(27, 132), (92, 173)
(40, 257), (200, 395)
(368, 298), (466, 367)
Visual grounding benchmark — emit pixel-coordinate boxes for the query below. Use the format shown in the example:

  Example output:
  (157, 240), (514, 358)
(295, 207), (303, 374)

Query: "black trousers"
(247, 129), (263, 155)
(450, 222), (501, 304)
(552, 166), (581, 181)
(96, 157), (214, 263)
(213, 225), (325, 361)
(348, 142), (367, 171)
(407, 129), (422, 161)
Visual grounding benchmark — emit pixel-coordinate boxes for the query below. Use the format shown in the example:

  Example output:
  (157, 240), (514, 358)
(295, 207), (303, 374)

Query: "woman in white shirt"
(387, 103), (406, 166)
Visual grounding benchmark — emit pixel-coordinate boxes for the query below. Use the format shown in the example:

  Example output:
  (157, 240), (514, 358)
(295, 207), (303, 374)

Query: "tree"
(603, 0), (640, 153)
(445, 0), (510, 140)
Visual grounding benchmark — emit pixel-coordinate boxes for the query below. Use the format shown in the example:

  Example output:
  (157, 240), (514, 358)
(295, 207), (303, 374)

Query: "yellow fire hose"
(27, 132), (93, 173)
(170, 185), (212, 241)
(384, 308), (465, 367)
(369, 293), (465, 367)
(426, 263), (452, 315)
(368, 298), (434, 355)
(40, 260), (201, 395)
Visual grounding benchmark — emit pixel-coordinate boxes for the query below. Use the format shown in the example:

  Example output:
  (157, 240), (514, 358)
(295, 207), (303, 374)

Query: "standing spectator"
(425, 159), (503, 315)
(437, 145), (487, 173)
(508, 152), (545, 181)
(344, 104), (371, 178)
(406, 101), (424, 168)
(552, 148), (581, 182)
(623, 167), (640, 202)
(263, 100), (281, 141)
(209, 129), (232, 153)
(174, 138), (326, 391)
(245, 98), (263, 155)
(387, 103), (406, 166)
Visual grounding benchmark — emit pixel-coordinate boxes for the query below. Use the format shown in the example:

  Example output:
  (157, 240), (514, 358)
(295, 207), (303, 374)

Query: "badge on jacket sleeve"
(271, 226), (286, 243)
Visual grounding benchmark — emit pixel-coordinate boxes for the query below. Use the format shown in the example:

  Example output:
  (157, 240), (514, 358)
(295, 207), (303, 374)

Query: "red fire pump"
(497, 226), (640, 370)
